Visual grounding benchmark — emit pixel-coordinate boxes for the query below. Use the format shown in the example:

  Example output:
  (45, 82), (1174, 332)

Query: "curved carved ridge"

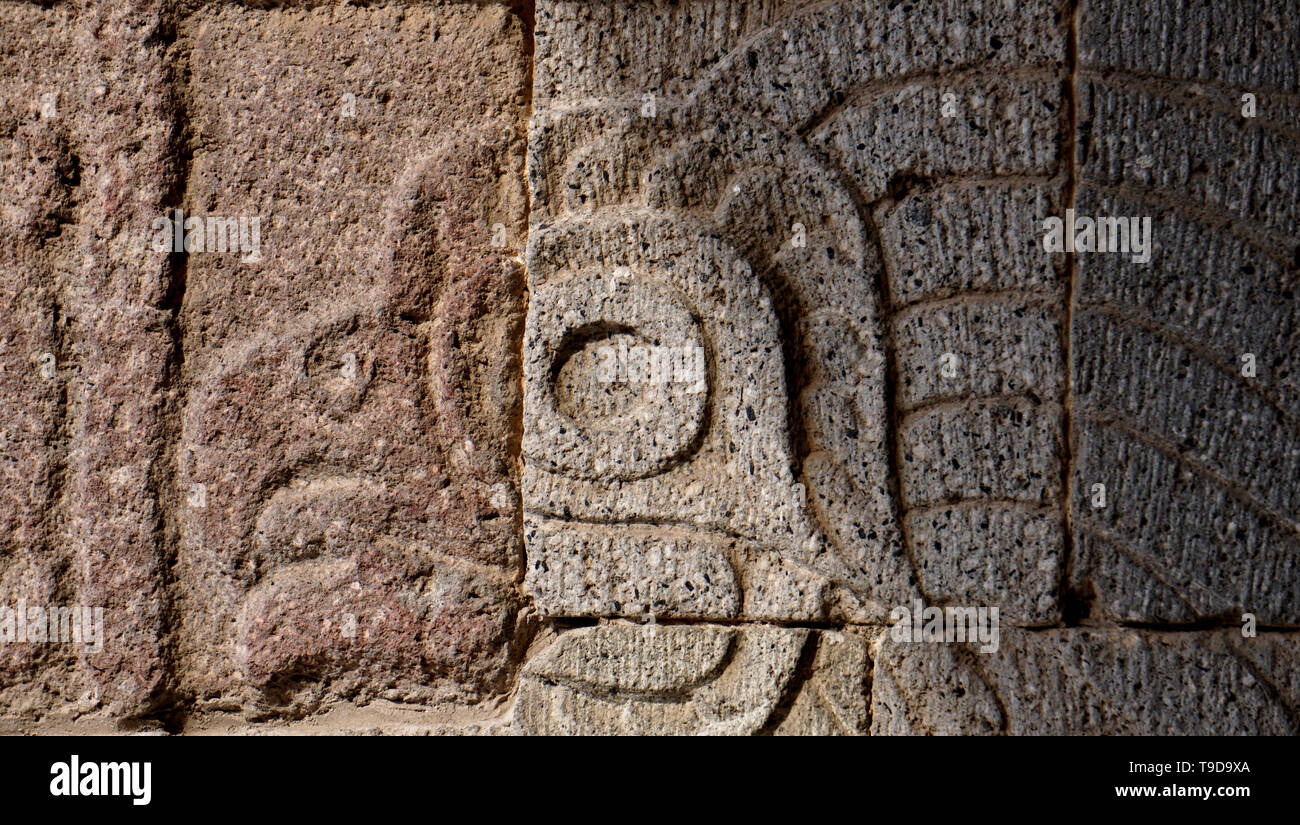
(516, 0), (1300, 738)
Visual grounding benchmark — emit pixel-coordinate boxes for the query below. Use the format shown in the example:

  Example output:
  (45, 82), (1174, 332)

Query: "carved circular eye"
(524, 274), (709, 481)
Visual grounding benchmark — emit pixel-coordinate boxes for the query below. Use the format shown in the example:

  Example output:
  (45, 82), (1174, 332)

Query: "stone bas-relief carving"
(173, 3), (531, 715)
(523, 215), (894, 624)
(516, 0), (1300, 735)
(0, 0), (1296, 733)
(514, 623), (872, 735)
(0, 0), (534, 723)
(872, 629), (1300, 736)
(523, 0), (1075, 629)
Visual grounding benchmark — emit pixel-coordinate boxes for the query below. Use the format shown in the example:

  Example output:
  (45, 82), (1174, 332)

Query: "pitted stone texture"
(533, 0), (1067, 132)
(1069, 1), (1300, 625)
(772, 629), (873, 736)
(899, 399), (1063, 508)
(813, 75), (1062, 203)
(877, 183), (1067, 309)
(872, 629), (1300, 735)
(1076, 81), (1298, 239)
(523, 215), (883, 622)
(890, 301), (1064, 411)
(526, 0), (1076, 627)
(1080, 0), (1300, 129)
(1080, 0), (1298, 92)
(514, 622), (871, 735)
(2, 0), (1298, 735)
(173, 2), (530, 715)
(873, 174), (1069, 625)
(526, 271), (708, 481)
(0, 0), (182, 718)
(906, 506), (1063, 625)
(0, 2), (86, 718)
(525, 522), (741, 620)
(525, 519), (866, 622)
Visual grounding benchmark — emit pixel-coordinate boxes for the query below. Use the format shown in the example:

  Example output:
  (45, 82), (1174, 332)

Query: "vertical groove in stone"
(152, 2), (192, 729)
(1059, 0), (1082, 625)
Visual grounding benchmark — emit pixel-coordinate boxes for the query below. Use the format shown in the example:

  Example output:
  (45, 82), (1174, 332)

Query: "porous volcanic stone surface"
(0, 0), (1295, 734)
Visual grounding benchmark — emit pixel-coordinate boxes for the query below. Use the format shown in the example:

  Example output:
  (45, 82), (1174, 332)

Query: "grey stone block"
(872, 629), (1300, 735)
